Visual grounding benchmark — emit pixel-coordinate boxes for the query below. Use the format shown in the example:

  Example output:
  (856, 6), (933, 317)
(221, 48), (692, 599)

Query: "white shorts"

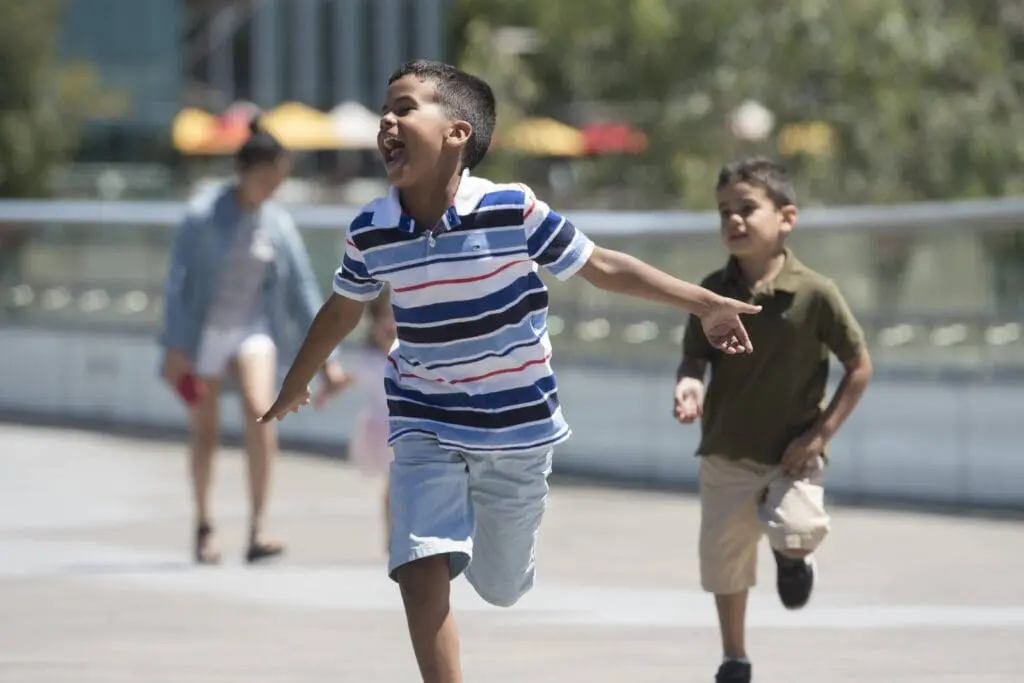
(387, 434), (553, 608)
(195, 326), (275, 378)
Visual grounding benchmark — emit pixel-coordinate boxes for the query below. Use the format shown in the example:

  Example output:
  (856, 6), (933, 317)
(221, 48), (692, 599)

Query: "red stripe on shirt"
(387, 352), (552, 385)
(393, 258), (529, 294)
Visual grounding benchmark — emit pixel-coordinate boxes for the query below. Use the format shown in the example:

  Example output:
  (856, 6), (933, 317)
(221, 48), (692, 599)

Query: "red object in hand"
(176, 373), (205, 406)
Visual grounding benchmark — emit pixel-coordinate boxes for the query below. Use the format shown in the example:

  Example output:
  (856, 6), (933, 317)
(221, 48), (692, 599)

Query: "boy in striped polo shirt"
(261, 60), (760, 683)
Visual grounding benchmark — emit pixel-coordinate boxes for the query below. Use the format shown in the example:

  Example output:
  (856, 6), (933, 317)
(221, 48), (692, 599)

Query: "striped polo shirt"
(332, 172), (595, 453)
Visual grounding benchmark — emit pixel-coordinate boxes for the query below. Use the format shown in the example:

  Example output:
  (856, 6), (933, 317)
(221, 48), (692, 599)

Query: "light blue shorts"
(387, 434), (554, 607)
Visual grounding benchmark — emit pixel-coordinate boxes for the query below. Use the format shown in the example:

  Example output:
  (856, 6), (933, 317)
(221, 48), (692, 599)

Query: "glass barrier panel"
(2, 218), (1021, 371)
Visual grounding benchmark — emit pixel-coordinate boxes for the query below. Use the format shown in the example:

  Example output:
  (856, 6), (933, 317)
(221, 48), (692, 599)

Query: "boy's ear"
(780, 204), (798, 232)
(446, 120), (472, 150)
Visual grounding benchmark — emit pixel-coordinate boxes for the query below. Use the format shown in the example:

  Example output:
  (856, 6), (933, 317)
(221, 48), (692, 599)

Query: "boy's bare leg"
(714, 590), (749, 660)
(397, 555), (463, 683)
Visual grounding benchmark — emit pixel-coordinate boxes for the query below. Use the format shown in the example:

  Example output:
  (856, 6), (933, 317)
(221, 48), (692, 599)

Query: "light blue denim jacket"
(158, 184), (335, 367)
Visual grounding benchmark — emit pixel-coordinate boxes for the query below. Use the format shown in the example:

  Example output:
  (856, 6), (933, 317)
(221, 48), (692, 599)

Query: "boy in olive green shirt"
(674, 157), (873, 683)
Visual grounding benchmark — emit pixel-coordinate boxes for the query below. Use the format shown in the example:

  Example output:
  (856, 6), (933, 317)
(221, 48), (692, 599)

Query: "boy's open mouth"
(382, 136), (406, 167)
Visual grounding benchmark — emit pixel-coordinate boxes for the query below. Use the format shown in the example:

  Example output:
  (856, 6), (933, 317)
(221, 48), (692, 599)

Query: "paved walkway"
(1, 423), (1022, 682)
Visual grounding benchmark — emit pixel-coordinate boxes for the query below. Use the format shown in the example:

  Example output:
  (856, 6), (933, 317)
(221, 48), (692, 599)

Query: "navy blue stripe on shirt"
(331, 175), (595, 452)
(396, 289), (549, 346)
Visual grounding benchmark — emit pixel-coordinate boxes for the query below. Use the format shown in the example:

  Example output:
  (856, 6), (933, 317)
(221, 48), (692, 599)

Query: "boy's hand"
(314, 361), (354, 409)
(673, 377), (705, 423)
(258, 385), (312, 423)
(699, 295), (761, 354)
(780, 430), (826, 477)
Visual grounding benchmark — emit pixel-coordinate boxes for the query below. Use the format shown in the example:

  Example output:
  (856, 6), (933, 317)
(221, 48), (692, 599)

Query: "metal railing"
(1, 196), (1021, 375)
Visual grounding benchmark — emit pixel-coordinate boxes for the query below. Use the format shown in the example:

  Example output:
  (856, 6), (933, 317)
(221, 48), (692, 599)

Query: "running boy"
(260, 60), (760, 683)
(674, 157), (873, 683)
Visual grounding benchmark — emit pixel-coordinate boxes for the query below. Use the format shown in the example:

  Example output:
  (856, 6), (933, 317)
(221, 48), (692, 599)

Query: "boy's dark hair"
(716, 157), (796, 208)
(236, 116), (287, 169)
(388, 60), (496, 171)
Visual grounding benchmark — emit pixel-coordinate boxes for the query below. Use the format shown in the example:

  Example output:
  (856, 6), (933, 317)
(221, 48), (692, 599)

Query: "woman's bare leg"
(189, 378), (221, 563)
(231, 339), (284, 560)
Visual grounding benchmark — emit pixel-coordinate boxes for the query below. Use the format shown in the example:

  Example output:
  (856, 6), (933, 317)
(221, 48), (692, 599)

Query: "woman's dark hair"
(236, 116), (286, 169)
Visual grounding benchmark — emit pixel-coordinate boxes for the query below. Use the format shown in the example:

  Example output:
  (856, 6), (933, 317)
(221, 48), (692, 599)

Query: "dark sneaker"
(715, 659), (752, 683)
(773, 549), (815, 609)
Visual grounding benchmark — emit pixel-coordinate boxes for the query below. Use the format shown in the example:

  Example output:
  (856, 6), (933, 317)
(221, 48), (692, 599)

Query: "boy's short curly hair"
(716, 157), (797, 208)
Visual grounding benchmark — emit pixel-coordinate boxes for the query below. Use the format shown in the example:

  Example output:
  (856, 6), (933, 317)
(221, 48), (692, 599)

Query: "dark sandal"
(245, 534), (285, 564)
(194, 523), (222, 565)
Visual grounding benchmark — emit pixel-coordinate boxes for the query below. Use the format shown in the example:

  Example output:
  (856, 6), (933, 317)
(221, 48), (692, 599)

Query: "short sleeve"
(521, 185), (595, 281)
(681, 275), (719, 361)
(332, 221), (384, 302)
(816, 279), (865, 363)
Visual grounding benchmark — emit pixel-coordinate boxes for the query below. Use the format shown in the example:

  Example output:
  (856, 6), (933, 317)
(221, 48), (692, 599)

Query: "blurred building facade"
(57, 0), (449, 163)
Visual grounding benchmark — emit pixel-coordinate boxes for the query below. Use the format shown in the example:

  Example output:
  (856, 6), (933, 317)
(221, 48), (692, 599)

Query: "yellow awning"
(500, 117), (585, 157)
(260, 102), (345, 151)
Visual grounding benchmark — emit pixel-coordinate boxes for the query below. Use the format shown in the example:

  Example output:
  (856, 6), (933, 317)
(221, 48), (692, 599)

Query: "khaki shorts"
(698, 454), (830, 595)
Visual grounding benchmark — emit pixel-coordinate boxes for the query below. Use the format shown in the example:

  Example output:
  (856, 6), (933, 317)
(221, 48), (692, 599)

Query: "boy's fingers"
(732, 323), (754, 353)
(258, 399), (285, 423)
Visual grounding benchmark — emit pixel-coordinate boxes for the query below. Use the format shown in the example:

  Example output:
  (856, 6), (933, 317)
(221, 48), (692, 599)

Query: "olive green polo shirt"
(682, 249), (865, 466)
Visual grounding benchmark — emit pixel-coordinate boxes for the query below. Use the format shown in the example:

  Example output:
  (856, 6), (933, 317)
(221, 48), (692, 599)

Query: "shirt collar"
(723, 247), (804, 295)
(372, 168), (483, 235)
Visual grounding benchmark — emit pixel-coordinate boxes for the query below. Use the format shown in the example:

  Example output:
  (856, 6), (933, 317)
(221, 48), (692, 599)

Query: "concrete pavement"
(1, 423), (1022, 682)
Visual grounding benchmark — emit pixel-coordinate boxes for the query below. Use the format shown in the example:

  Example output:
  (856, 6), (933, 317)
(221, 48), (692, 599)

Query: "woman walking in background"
(342, 287), (397, 551)
(158, 118), (350, 565)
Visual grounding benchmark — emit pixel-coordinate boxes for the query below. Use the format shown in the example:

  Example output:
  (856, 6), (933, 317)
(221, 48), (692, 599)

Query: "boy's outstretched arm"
(259, 294), (365, 422)
(517, 186), (759, 353)
(578, 246), (761, 354)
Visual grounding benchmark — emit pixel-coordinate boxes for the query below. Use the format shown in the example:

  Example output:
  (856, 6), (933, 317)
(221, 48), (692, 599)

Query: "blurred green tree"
(453, 0), (1024, 208)
(0, 0), (87, 198)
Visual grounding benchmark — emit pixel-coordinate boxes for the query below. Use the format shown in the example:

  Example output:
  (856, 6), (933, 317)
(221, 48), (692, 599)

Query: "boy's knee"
(476, 582), (530, 608)
(699, 531), (760, 595)
(396, 555), (452, 604)
(467, 567), (534, 608)
(766, 522), (829, 556)
(701, 569), (756, 596)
